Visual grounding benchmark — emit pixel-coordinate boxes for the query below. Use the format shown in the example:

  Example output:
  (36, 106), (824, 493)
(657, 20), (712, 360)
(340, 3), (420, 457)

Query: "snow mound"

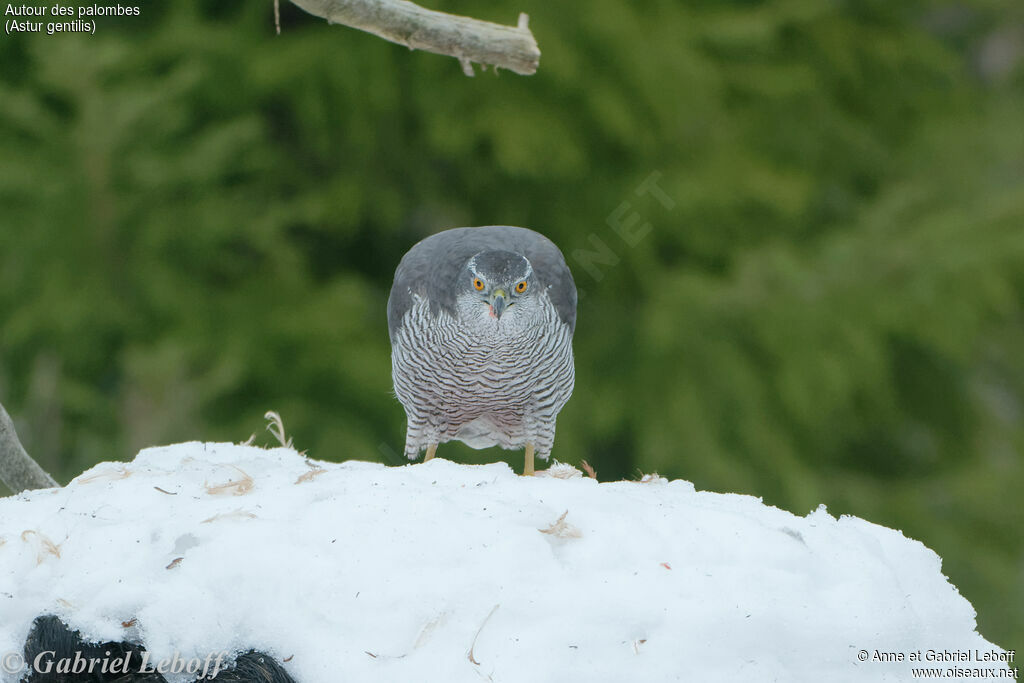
(0, 443), (1009, 682)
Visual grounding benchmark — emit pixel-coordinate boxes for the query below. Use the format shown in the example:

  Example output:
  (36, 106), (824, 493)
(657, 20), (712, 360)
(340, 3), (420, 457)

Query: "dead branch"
(288, 0), (540, 75)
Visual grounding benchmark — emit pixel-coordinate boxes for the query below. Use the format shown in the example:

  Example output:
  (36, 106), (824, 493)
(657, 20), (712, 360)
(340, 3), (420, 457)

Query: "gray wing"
(387, 226), (577, 341)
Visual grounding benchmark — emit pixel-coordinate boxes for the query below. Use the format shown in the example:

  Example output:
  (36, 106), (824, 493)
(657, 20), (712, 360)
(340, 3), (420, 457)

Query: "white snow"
(0, 443), (1012, 682)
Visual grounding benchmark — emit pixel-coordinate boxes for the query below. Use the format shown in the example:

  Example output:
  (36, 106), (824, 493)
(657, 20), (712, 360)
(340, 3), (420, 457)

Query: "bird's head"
(455, 250), (540, 330)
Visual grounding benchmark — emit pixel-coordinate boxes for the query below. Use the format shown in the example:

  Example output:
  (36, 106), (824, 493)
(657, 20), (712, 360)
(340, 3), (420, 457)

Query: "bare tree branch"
(288, 0), (541, 76)
(0, 401), (59, 494)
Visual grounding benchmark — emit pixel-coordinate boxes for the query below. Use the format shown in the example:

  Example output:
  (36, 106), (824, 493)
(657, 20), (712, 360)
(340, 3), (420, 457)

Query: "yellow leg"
(423, 443), (437, 463)
(523, 443), (535, 476)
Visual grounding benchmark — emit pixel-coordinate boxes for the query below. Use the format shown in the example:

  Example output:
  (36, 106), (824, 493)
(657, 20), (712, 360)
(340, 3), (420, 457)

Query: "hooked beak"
(489, 289), (507, 319)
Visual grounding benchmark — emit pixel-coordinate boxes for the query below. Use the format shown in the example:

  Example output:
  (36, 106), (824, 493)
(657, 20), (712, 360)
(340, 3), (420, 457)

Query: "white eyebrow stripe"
(521, 260), (533, 279)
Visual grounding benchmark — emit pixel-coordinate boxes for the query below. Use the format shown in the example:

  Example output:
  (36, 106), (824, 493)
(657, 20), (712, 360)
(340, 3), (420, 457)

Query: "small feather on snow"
(535, 462), (581, 479)
(204, 466), (254, 496)
(21, 530), (62, 564)
(539, 510), (582, 538)
(296, 466), (327, 484)
(76, 464), (131, 484)
(264, 410), (293, 448)
(580, 460), (598, 480)
(201, 510), (257, 524)
(467, 604), (499, 666)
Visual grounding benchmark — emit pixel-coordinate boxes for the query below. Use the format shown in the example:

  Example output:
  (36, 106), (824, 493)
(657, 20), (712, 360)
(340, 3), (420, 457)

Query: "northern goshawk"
(387, 226), (577, 475)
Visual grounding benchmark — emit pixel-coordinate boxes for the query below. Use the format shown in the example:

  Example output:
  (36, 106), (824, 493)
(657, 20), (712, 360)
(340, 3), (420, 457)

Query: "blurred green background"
(1, 0), (1021, 649)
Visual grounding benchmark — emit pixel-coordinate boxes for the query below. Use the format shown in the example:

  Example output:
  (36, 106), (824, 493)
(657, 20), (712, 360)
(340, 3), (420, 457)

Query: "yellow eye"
(473, 278), (485, 291)
(515, 280), (528, 293)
